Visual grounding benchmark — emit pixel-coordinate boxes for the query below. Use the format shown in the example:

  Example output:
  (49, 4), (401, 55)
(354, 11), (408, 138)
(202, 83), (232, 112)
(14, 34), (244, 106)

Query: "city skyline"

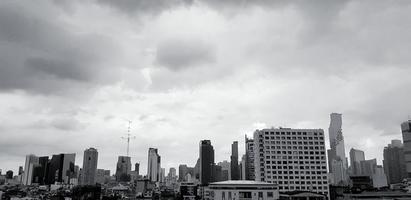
(1, 0), (411, 177)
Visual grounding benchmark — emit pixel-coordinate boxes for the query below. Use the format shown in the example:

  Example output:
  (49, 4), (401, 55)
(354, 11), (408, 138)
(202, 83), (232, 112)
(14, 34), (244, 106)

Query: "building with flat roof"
(206, 180), (279, 200)
(254, 128), (329, 195)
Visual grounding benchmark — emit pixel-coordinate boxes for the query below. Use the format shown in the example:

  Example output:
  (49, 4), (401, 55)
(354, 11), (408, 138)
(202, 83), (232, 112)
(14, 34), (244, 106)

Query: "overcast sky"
(1, 0), (411, 175)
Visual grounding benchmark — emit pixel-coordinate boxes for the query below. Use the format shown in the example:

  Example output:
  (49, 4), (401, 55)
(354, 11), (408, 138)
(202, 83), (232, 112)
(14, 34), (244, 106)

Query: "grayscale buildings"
(81, 147), (98, 185)
(147, 148), (161, 182)
(230, 141), (240, 180)
(327, 113), (348, 185)
(200, 140), (215, 185)
(244, 135), (255, 181)
(23, 154), (39, 185)
(253, 128), (329, 195)
(47, 153), (76, 184)
(349, 148), (365, 175)
(115, 156), (131, 182)
(401, 120), (411, 178)
(206, 180), (280, 200)
(383, 140), (406, 184)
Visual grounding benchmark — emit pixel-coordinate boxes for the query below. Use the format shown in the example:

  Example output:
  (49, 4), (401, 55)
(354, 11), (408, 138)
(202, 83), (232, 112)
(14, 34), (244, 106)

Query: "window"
(267, 192), (273, 197)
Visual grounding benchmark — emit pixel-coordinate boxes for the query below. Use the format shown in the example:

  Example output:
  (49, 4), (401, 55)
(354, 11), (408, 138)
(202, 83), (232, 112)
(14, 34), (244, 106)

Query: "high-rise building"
(327, 113), (348, 185)
(218, 160), (230, 181)
(115, 156), (131, 182)
(135, 162), (140, 176)
(244, 135), (255, 180)
(46, 153), (76, 184)
(18, 166), (23, 175)
(32, 156), (49, 185)
(23, 154), (39, 185)
(349, 148), (365, 175)
(200, 140), (215, 185)
(383, 140), (407, 184)
(360, 159), (377, 176)
(179, 164), (188, 182)
(5, 171), (13, 179)
(254, 128), (329, 195)
(230, 141), (240, 180)
(81, 148), (98, 185)
(147, 148), (161, 182)
(160, 168), (166, 183)
(401, 120), (411, 178)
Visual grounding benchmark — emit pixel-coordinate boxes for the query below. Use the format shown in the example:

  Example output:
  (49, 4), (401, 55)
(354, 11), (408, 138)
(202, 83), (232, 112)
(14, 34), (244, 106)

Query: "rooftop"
(209, 180), (274, 185)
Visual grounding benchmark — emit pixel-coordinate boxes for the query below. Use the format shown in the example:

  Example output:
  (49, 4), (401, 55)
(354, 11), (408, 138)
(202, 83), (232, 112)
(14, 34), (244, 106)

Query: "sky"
(0, 0), (411, 176)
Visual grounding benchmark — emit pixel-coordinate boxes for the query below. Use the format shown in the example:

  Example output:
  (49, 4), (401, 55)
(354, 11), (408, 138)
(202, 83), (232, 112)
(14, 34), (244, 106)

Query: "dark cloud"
(0, 1), (122, 94)
(97, 0), (193, 16)
(155, 38), (216, 71)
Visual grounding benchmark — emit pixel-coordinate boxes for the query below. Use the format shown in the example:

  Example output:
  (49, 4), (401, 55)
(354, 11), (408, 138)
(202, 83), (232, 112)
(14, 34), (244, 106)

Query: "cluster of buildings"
(1, 114), (411, 200)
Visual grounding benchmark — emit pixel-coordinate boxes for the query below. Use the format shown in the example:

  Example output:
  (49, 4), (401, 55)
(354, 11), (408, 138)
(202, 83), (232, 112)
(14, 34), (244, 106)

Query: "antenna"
(121, 120), (136, 156)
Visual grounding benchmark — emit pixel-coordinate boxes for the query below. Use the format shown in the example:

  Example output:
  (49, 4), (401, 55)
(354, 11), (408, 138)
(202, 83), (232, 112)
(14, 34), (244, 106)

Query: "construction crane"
(121, 120), (135, 156)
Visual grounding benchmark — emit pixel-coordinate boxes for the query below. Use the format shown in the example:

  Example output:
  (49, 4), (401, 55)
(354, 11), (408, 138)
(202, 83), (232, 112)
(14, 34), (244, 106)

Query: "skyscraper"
(254, 128), (329, 195)
(147, 148), (161, 182)
(244, 135), (255, 180)
(349, 148), (365, 175)
(46, 153), (76, 184)
(115, 156), (131, 182)
(402, 120), (411, 178)
(32, 156), (49, 185)
(218, 160), (230, 181)
(135, 162), (140, 176)
(327, 113), (348, 185)
(23, 154), (39, 185)
(384, 140), (407, 184)
(81, 147), (98, 185)
(230, 141), (240, 180)
(199, 140), (215, 185)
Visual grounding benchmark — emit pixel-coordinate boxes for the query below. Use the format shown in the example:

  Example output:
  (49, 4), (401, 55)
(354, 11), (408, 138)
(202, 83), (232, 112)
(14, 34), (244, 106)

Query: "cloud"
(155, 38), (216, 71)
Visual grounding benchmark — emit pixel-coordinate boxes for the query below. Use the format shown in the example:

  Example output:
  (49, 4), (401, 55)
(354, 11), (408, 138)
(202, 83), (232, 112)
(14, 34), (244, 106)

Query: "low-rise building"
(206, 180), (279, 200)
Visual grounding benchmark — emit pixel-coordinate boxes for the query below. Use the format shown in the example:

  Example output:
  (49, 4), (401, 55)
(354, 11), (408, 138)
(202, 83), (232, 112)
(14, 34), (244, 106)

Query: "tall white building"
(23, 154), (39, 185)
(254, 128), (329, 195)
(81, 148), (98, 185)
(327, 113), (348, 185)
(147, 148), (161, 182)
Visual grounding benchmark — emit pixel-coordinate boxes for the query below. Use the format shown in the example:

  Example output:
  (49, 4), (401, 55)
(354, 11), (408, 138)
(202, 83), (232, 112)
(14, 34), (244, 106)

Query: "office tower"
(230, 141), (240, 180)
(179, 164), (188, 182)
(18, 166), (23, 175)
(245, 135), (255, 180)
(81, 148), (98, 185)
(23, 154), (39, 185)
(372, 165), (388, 188)
(240, 154), (246, 180)
(160, 168), (166, 183)
(254, 128), (329, 195)
(213, 165), (223, 181)
(349, 148), (365, 175)
(116, 156), (131, 182)
(135, 163), (140, 175)
(218, 160), (231, 181)
(401, 120), (411, 178)
(327, 113), (348, 185)
(147, 148), (161, 182)
(360, 159), (377, 176)
(383, 140), (407, 184)
(5, 171), (13, 179)
(168, 167), (176, 178)
(194, 158), (200, 180)
(199, 140), (215, 185)
(32, 156), (49, 185)
(46, 153), (76, 184)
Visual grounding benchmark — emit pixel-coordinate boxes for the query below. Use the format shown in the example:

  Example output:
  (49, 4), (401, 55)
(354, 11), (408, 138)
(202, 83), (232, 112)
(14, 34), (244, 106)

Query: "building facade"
(81, 147), (98, 185)
(383, 140), (406, 184)
(206, 180), (279, 200)
(115, 156), (131, 182)
(147, 148), (161, 182)
(349, 148), (365, 175)
(401, 120), (411, 178)
(327, 113), (348, 185)
(254, 128), (329, 195)
(200, 140), (215, 185)
(23, 154), (39, 185)
(230, 141), (240, 180)
(245, 135), (255, 181)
